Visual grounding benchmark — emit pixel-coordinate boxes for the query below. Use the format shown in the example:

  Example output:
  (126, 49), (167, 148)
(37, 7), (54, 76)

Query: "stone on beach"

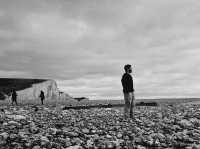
(7, 115), (26, 120)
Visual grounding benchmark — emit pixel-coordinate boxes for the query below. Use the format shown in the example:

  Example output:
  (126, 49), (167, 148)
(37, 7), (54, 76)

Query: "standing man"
(121, 64), (135, 118)
(39, 90), (45, 105)
(11, 89), (18, 106)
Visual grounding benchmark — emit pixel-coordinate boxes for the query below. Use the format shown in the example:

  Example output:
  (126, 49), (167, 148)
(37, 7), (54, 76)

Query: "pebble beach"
(0, 103), (200, 149)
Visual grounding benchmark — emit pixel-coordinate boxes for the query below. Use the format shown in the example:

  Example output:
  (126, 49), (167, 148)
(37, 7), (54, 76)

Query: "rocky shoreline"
(0, 104), (200, 149)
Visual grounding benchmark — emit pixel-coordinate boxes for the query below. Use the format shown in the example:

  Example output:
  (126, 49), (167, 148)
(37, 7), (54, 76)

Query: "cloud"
(22, 13), (90, 43)
(0, 70), (31, 78)
(0, 0), (200, 99)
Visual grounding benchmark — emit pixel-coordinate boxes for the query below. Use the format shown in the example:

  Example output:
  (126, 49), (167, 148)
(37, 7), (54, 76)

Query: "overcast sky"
(1, 0), (200, 99)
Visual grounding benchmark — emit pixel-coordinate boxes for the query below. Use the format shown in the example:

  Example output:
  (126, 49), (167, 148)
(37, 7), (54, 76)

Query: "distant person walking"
(121, 64), (135, 118)
(11, 89), (18, 106)
(39, 90), (45, 105)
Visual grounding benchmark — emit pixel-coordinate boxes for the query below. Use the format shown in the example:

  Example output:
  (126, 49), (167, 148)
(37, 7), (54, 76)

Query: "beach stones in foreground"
(0, 104), (199, 148)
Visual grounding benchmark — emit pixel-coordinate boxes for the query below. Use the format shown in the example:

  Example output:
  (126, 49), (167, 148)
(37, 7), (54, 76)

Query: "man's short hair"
(124, 64), (132, 72)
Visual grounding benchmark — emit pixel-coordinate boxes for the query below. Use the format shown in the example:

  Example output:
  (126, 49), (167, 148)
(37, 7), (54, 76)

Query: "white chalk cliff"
(17, 80), (71, 100)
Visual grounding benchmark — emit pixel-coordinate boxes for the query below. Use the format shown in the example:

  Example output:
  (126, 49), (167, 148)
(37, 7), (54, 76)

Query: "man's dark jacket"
(11, 91), (17, 100)
(40, 91), (45, 100)
(121, 73), (134, 93)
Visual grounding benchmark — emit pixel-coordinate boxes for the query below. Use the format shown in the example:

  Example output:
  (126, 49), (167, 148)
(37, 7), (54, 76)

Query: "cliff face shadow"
(0, 78), (47, 100)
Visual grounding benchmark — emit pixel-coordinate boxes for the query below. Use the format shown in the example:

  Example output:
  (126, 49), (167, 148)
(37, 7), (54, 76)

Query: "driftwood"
(62, 102), (158, 110)
(136, 101), (158, 106)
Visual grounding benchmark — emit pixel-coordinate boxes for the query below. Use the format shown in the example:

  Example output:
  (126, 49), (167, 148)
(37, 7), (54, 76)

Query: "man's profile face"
(128, 67), (132, 73)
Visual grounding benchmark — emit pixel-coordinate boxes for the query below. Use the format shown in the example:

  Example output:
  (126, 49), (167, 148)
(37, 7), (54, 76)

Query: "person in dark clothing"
(121, 64), (135, 118)
(39, 90), (45, 105)
(11, 90), (18, 106)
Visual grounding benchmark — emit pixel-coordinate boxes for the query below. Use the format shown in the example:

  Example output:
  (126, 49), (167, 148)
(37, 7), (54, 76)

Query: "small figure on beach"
(11, 89), (18, 106)
(121, 64), (135, 118)
(39, 90), (45, 105)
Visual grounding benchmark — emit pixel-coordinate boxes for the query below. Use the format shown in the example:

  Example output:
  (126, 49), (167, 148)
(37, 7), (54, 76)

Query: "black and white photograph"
(0, 0), (200, 148)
